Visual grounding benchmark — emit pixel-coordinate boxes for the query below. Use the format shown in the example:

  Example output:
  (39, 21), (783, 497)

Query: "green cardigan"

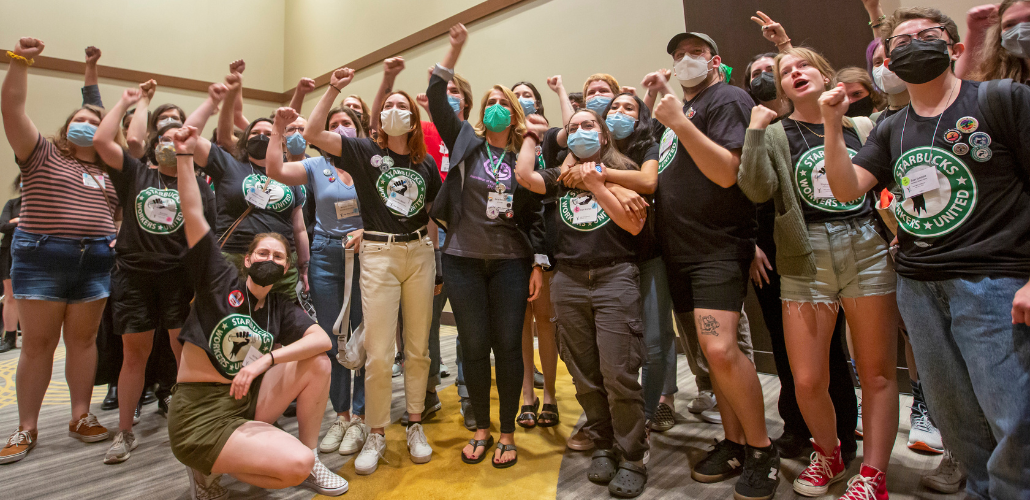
(736, 118), (872, 278)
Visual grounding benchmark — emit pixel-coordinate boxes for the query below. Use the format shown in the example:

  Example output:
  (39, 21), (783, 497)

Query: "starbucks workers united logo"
(794, 146), (865, 212)
(135, 187), (184, 234)
(892, 146), (977, 238)
(376, 167), (427, 217)
(209, 314), (273, 376)
(658, 128), (678, 174)
(241, 174), (294, 212)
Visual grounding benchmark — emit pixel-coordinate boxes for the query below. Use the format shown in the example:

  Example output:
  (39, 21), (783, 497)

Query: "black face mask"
(246, 134), (270, 160)
(749, 72), (778, 102)
(845, 95), (875, 117)
(248, 259), (285, 286)
(888, 39), (951, 85)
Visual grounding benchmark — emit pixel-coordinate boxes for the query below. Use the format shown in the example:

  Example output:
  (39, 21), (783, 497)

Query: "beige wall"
(886, 0), (980, 40)
(298, 0), (686, 129)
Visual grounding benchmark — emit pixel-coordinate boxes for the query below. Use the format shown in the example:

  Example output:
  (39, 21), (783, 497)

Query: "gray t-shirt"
(442, 144), (532, 259)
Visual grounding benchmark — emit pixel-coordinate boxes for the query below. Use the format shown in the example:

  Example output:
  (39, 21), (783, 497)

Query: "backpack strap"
(847, 116), (875, 145)
(977, 79), (1017, 152)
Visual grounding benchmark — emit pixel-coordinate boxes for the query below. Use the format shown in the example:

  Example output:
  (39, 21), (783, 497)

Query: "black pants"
(443, 255), (530, 434)
(551, 261), (648, 461)
(754, 206), (857, 455)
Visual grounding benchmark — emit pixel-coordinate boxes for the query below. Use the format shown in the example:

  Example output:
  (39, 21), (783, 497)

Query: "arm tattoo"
(699, 315), (720, 336)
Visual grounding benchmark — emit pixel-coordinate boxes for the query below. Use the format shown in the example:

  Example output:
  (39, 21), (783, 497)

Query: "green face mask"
(483, 104), (512, 133)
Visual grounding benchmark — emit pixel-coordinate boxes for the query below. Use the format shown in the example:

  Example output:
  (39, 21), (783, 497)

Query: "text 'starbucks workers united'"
(242, 174), (294, 212)
(795, 146), (865, 212)
(376, 167), (427, 217)
(560, 189), (610, 231)
(658, 128), (678, 174)
(892, 146), (977, 238)
(135, 187), (184, 234)
(209, 314), (274, 376)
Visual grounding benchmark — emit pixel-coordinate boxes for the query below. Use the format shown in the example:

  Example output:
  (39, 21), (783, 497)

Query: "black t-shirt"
(875, 107), (904, 125)
(202, 145), (304, 254)
(782, 119), (874, 223)
(540, 167), (638, 264)
(628, 143), (661, 261)
(653, 82), (757, 262)
(443, 144), (532, 259)
(853, 80), (1030, 280)
(329, 136), (442, 234)
(535, 128), (564, 258)
(110, 151), (216, 273)
(178, 231), (315, 379)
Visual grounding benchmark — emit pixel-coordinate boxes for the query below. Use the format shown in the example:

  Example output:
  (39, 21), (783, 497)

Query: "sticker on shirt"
(335, 199), (359, 219)
(891, 146), (977, 238)
(794, 146), (865, 212)
(657, 128), (678, 174)
(241, 174), (294, 212)
(134, 187), (183, 234)
(82, 172), (106, 189)
(559, 189), (610, 231)
(376, 168), (427, 217)
(209, 313), (274, 376)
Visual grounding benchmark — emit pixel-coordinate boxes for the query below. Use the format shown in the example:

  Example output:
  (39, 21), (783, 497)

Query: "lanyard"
(485, 144), (506, 193)
(899, 80), (958, 158)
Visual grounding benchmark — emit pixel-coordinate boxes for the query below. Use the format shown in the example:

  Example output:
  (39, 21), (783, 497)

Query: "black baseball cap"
(666, 32), (719, 56)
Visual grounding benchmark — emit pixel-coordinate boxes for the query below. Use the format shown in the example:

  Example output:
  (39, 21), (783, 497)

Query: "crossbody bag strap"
(83, 167), (115, 219)
(217, 174), (274, 249)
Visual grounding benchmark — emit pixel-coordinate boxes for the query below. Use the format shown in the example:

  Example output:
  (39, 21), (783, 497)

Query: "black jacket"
(0, 197), (22, 250)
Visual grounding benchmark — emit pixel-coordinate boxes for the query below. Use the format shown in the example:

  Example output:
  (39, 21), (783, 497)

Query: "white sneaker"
(354, 432), (386, 475)
(687, 390), (716, 414)
(319, 416), (350, 453)
(301, 448), (349, 496)
(907, 403), (944, 453)
(699, 405), (722, 424)
(392, 362), (403, 378)
(339, 417), (368, 455)
(103, 430), (138, 464)
(856, 399), (864, 438)
(920, 449), (966, 493)
(406, 423), (433, 464)
(186, 467), (229, 500)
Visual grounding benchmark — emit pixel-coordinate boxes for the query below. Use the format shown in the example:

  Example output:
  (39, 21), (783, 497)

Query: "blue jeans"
(443, 254), (530, 433)
(639, 257), (678, 420)
(309, 233), (365, 415)
(897, 276), (1030, 500)
(11, 229), (116, 303)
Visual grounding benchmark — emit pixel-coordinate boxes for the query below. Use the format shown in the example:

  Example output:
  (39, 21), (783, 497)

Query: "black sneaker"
(158, 395), (172, 417)
(772, 431), (810, 459)
(101, 385), (118, 411)
(691, 439), (745, 483)
(401, 391), (442, 425)
(0, 332), (14, 353)
(133, 400), (143, 425)
(142, 388), (157, 406)
(460, 397), (476, 431)
(733, 445), (780, 500)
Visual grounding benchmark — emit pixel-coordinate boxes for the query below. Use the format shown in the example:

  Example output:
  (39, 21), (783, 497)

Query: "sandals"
(608, 462), (647, 498)
(587, 449), (619, 484)
(492, 442), (518, 469)
(537, 403), (560, 428)
(516, 398), (539, 428)
(460, 435), (494, 464)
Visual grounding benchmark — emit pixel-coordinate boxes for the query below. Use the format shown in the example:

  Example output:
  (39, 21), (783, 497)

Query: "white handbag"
(334, 244), (366, 370)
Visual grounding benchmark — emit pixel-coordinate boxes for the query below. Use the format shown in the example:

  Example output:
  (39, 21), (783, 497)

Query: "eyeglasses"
(252, 249), (285, 260)
(567, 120), (599, 134)
(285, 126), (304, 134)
(885, 26), (948, 52)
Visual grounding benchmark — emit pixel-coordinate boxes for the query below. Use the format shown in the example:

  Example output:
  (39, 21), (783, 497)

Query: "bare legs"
(521, 271), (556, 407)
(117, 328), (182, 431)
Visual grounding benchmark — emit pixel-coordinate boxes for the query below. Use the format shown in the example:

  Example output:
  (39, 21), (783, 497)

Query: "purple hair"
(866, 38), (884, 91)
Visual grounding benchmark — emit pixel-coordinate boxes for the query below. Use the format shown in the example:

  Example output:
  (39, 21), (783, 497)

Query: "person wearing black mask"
(194, 71), (310, 302)
(820, 8), (1030, 500)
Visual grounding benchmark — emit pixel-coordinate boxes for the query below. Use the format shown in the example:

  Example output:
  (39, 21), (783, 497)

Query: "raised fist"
(330, 67), (354, 89)
(85, 46), (102, 65)
(229, 59), (246, 74)
(14, 38), (45, 58)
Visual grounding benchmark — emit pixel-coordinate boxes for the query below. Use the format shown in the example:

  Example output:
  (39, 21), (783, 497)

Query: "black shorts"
(665, 259), (749, 313)
(112, 265), (194, 335)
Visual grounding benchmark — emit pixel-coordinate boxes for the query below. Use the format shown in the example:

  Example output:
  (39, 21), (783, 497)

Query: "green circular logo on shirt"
(658, 128), (678, 174)
(892, 146), (977, 238)
(134, 187), (183, 234)
(794, 146), (865, 212)
(241, 174), (294, 212)
(375, 167), (427, 217)
(559, 189), (610, 231)
(209, 313), (274, 376)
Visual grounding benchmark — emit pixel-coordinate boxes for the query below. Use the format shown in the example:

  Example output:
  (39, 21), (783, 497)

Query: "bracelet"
(269, 351), (275, 366)
(176, 153), (193, 156)
(869, 14), (886, 27)
(775, 39), (792, 47)
(6, 51), (34, 66)
(522, 130), (541, 143)
(330, 85), (343, 93)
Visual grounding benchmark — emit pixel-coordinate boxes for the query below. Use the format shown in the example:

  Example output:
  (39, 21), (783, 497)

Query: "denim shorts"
(780, 216), (895, 304)
(11, 229), (116, 303)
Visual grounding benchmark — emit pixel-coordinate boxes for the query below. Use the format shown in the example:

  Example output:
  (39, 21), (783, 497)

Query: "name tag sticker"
(486, 192), (513, 219)
(245, 187), (271, 209)
(386, 192), (413, 214)
(901, 166), (940, 198)
(242, 344), (263, 367)
(573, 203), (599, 224)
(335, 199), (359, 219)
(83, 173), (105, 189)
(813, 174), (834, 199)
(149, 204), (177, 224)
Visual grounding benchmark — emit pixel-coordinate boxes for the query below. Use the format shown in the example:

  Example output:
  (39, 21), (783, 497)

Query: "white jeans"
(359, 234), (436, 428)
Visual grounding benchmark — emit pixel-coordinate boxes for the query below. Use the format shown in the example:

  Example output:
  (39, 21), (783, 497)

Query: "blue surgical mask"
(605, 112), (637, 140)
(286, 133), (307, 155)
(585, 96), (612, 115)
(447, 95), (462, 114)
(567, 128), (601, 158)
(67, 122), (97, 147)
(518, 97), (537, 116)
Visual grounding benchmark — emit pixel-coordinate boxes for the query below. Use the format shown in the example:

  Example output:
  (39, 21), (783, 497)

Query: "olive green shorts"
(167, 376), (263, 475)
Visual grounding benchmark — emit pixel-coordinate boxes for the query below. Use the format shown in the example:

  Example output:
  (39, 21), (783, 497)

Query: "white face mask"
(157, 117), (182, 130)
(1001, 22), (1030, 58)
(872, 64), (907, 95)
(674, 54), (713, 88)
(380, 108), (412, 137)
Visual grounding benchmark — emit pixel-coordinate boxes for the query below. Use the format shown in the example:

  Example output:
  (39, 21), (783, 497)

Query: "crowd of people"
(1, 1), (1028, 499)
